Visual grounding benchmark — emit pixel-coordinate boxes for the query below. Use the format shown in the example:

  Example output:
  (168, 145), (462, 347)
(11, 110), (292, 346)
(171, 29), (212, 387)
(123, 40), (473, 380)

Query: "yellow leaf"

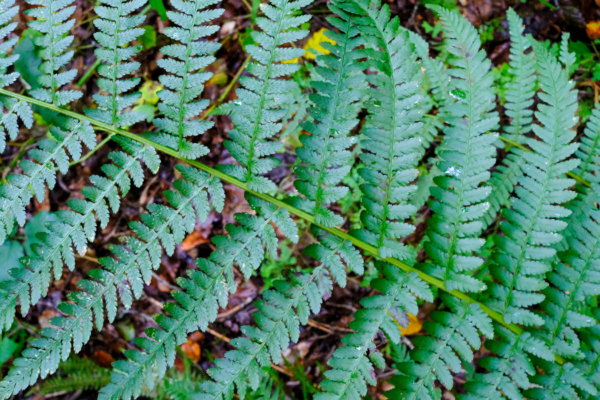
(281, 28), (337, 64)
(134, 80), (163, 106)
(208, 71), (228, 86)
(390, 313), (423, 336)
(587, 21), (600, 40)
(303, 28), (336, 60)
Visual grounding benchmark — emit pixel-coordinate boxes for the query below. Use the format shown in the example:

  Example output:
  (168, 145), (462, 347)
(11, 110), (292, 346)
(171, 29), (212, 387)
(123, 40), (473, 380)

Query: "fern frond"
(0, 119), (96, 245)
(482, 8), (536, 229)
(0, 136), (159, 335)
(288, 3), (364, 227)
(573, 103), (600, 185)
(32, 356), (111, 395)
(525, 361), (597, 400)
(217, 0), (313, 193)
(556, 103), (600, 251)
(0, 165), (220, 398)
(84, 0), (147, 127)
(339, 0), (424, 260)
(316, 263), (433, 400)
(486, 38), (580, 326)
(388, 294), (494, 400)
(578, 325), (600, 396)
(558, 32), (576, 73)
(0, 0), (33, 153)
(419, 6), (499, 293)
(195, 253), (349, 400)
(150, 0), (223, 158)
(535, 189), (600, 359)
(97, 193), (298, 400)
(408, 30), (451, 108)
(25, 0), (82, 106)
(460, 326), (554, 400)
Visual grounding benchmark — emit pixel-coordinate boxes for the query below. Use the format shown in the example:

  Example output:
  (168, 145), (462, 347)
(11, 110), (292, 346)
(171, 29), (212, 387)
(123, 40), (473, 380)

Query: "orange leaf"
(587, 21), (600, 39)
(390, 313), (423, 336)
(180, 230), (209, 251)
(181, 338), (201, 362)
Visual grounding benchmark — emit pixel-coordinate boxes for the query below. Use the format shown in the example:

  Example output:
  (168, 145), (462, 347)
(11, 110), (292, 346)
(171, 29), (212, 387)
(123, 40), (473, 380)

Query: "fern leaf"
(0, 119), (96, 246)
(486, 38), (580, 326)
(535, 187), (600, 359)
(338, 0), (424, 261)
(288, 3), (364, 227)
(217, 0), (314, 193)
(578, 325), (600, 396)
(388, 294), (494, 400)
(408, 30), (452, 108)
(0, 165), (221, 398)
(419, 6), (499, 293)
(193, 231), (357, 400)
(25, 0), (82, 106)
(84, 0), (147, 126)
(525, 361), (597, 400)
(482, 9), (536, 229)
(150, 0), (223, 158)
(316, 262), (433, 400)
(460, 326), (554, 400)
(0, 136), (159, 335)
(0, 0), (33, 153)
(97, 193), (297, 400)
(556, 102), (600, 252)
(32, 356), (111, 395)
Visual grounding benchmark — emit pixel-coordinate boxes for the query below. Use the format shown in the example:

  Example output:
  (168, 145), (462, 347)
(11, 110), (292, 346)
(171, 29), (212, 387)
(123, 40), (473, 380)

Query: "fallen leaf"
(181, 337), (201, 362)
(94, 350), (115, 367)
(180, 230), (210, 251)
(587, 21), (600, 39)
(39, 309), (59, 329)
(392, 313), (423, 336)
(303, 28), (337, 60)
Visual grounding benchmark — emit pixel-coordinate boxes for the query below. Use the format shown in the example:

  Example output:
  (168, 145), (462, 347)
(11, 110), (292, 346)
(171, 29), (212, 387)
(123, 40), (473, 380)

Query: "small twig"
(152, 272), (180, 291)
(68, 132), (116, 168)
(216, 297), (254, 321)
(77, 58), (102, 86)
(307, 319), (354, 334)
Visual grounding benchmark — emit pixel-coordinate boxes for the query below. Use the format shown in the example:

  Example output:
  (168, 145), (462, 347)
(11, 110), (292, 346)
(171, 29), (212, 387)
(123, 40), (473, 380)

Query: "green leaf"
(24, 211), (59, 255)
(0, 241), (23, 281)
(138, 25), (157, 50)
(150, 0), (168, 21)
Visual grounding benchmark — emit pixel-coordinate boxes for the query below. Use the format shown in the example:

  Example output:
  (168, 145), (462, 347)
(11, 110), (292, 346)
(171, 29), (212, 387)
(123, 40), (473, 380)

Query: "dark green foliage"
(0, 137), (159, 338)
(192, 225), (361, 400)
(389, 295), (494, 400)
(0, 119), (95, 246)
(0, 0), (32, 153)
(535, 186), (600, 359)
(25, 0), (82, 105)
(419, 5), (498, 293)
(99, 193), (297, 400)
(483, 9), (536, 229)
(289, 2), (364, 227)
(84, 0), (147, 127)
(218, 0), (314, 193)
(151, 0), (223, 158)
(316, 263), (432, 400)
(487, 38), (580, 326)
(460, 327), (554, 400)
(340, 0), (425, 261)
(32, 357), (111, 395)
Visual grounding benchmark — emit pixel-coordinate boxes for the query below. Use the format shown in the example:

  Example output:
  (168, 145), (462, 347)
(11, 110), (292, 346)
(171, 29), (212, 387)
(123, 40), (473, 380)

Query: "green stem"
(0, 87), (567, 365)
(77, 59), (102, 86)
